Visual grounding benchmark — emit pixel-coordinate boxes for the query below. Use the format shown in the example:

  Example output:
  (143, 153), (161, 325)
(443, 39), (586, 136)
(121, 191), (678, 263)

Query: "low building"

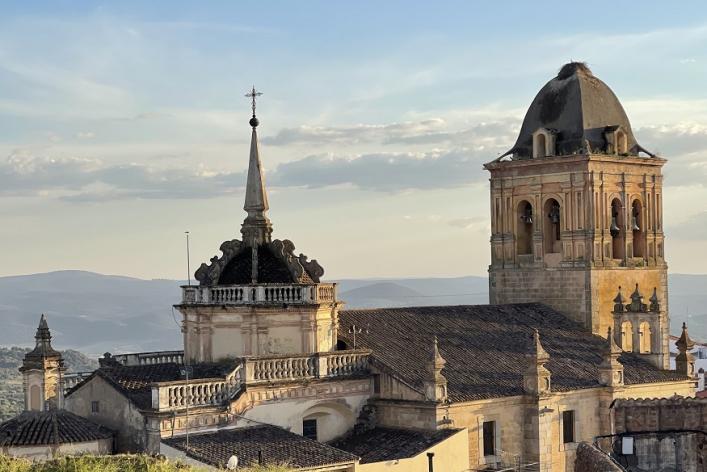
(0, 316), (114, 461)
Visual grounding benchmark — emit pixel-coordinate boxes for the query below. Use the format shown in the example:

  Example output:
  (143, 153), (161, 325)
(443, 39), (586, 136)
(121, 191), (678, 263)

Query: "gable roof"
(330, 427), (462, 464)
(0, 410), (113, 447)
(163, 425), (358, 469)
(66, 362), (234, 410)
(339, 303), (687, 402)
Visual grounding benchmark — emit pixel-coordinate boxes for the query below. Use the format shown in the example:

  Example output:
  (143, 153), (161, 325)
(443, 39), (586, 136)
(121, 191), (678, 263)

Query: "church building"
(63, 65), (696, 472)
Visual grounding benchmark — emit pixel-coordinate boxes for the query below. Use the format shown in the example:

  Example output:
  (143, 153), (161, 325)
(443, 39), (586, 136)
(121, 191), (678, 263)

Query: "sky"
(2, 1), (707, 279)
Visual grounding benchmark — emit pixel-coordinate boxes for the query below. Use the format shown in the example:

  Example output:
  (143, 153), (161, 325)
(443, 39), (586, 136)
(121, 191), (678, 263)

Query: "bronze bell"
(548, 203), (560, 224)
(610, 216), (620, 237)
(631, 216), (640, 232)
(520, 205), (533, 224)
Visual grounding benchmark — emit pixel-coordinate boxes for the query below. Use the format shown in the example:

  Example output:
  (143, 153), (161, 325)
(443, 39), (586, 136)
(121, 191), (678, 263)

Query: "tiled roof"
(66, 362), (234, 410)
(0, 410), (113, 447)
(339, 303), (688, 402)
(330, 427), (461, 464)
(163, 425), (358, 469)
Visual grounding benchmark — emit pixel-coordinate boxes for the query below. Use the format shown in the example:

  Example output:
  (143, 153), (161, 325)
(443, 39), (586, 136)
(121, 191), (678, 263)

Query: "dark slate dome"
(507, 62), (645, 159)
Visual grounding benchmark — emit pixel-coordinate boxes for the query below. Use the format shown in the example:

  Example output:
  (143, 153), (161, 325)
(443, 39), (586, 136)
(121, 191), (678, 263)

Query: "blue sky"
(2, 1), (707, 279)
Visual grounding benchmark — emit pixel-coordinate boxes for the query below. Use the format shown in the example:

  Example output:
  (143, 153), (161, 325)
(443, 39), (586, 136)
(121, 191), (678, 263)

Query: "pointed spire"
(629, 283), (647, 312)
(523, 329), (551, 395)
(650, 287), (661, 312)
(531, 328), (550, 364)
(241, 86), (272, 247)
(424, 336), (447, 402)
(599, 327), (624, 387)
(676, 322), (696, 378)
(676, 322), (695, 353)
(28, 314), (60, 358)
(613, 286), (625, 313)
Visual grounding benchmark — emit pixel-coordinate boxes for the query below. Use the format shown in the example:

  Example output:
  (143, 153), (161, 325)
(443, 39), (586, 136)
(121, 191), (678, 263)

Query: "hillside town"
(1, 61), (705, 472)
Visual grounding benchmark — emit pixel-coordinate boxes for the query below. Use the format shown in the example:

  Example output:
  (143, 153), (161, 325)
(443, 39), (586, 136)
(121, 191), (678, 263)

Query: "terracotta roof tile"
(0, 410), (113, 447)
(163, 426), (358, 469)
(339, 303), (687, 402)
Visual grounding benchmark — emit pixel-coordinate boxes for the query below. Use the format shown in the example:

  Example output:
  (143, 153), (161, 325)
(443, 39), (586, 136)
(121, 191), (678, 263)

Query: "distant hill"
(0, 270), (705, 353)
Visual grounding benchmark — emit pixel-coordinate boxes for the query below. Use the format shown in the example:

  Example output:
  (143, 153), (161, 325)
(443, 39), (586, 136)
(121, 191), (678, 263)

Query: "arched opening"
(516, 201), (533, 255)
(639, 321), (651, 353)
(632, 200), (645, 258)
(616, 130), (628, 154)
(29, 385), (41, 411)
(534, 133), (547, 158)
(621, 321), (633, 352)
(336, 339), (349, 351)
(611, 198), (625, 260)
(544, 198), (561, 254)
(301, 402), (355, 442)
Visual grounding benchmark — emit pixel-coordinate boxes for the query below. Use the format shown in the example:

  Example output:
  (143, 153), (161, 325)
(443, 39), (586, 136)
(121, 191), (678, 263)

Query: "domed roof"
(505, 62), (650, 159)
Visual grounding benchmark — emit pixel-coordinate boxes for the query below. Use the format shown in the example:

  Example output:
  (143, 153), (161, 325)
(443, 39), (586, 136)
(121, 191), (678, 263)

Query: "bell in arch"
(610, 216), (620, 237)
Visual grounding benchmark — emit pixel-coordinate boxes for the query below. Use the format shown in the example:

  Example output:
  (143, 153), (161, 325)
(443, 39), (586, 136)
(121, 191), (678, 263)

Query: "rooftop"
(330, 427), (462, 464)
(339, 303), (688, 402)
(163, 425), (358, 469)
(0, 410), (113, 447)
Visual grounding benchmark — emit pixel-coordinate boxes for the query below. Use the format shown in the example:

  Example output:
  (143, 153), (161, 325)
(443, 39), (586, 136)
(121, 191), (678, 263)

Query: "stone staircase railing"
(150, 350), (370, 412)
(181, 283), (337, 305)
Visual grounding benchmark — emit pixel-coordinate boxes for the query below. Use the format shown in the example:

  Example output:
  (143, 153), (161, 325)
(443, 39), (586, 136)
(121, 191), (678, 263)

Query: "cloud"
(635, 123), (707, 186)
(262, 118), (519, 148)
(268, 149), (489, 192)
(448, 216), (488, 230)
(669, 211), (707, 241)
(0, 150), (243, 201)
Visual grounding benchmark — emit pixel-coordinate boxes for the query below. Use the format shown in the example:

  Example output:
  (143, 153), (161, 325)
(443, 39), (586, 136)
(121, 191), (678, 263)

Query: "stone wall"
(574, 442), (623, 472)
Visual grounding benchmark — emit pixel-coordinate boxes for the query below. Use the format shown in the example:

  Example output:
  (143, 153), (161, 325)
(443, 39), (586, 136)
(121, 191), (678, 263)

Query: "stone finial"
(599, 327), (624, 387)
(650, 287), (660, 312)
(628, 284), (647, 312)
(613, 287), (625, 313)
(523, 329), (551, 396)
(676, 323), (697, 378)
(241, 109), (273, 248)
(424, 336), (447, 403)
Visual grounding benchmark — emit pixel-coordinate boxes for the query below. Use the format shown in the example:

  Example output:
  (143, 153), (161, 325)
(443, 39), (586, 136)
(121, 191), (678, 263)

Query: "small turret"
(523, 329), (551, 396)
(599, 328), (624, 387)
(19, 315), (65, 411)
(423, 337), (448, 403)
(676, 322), (696, 378)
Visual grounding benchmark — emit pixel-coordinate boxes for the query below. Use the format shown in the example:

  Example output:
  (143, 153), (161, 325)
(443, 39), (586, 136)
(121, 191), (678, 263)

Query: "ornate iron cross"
(245, 86), (263, 117)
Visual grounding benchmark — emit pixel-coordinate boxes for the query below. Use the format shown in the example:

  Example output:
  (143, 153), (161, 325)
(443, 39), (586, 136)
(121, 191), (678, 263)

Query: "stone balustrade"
(104, 350), (184, 367)
(150, 350), (370, 411)
(181, 283), (337, 305)
(62, 371), (94, 393)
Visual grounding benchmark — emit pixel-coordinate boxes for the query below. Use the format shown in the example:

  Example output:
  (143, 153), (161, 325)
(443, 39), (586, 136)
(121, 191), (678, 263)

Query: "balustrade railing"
(105, 350), (184, 367)
(150, 350), (370, 411)
(181, 283), (336, 305)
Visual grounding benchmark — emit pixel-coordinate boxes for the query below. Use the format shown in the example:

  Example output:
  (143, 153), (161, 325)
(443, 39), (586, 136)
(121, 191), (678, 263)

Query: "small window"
(91, 401), (100, 413)
(483, 421), (496, 456)
(373, 374), (381, 394)
(303, 419), (317, 441)
(562, 410), (575, 444)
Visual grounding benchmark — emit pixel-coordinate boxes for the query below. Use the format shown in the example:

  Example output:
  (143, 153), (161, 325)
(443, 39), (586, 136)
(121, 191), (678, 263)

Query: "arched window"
(610, 199), (625, 260)
(616, 130), (628, 154)
(632, 200), (645, 258)
(544, 198), (561, 254)
(516, 201), (533, 255)
(534, 133), (547, 158)
(621, 321), (633, 352)
(30, 385), (41, 411)
(639, 322), (651, 353)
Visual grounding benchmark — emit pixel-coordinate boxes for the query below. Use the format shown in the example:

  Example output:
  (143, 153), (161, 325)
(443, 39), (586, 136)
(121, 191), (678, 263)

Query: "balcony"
(180, 283), (337, 306)
(150, 349), (370, 412)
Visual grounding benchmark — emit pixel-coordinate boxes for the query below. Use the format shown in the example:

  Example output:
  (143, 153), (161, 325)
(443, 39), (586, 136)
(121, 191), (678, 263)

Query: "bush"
(0, 455), (293, 471)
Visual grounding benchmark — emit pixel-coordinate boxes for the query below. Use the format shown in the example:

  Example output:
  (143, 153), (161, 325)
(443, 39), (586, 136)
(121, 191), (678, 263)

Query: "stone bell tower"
(484, 63), (668, 367)
(177, 89), (340, 363)
(20, 314), (66, 411)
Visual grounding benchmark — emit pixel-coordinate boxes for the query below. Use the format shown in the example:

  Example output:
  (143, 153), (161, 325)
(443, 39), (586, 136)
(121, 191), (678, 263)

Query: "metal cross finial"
(348, 324), (369, 350)
(245, 85), (263, 117)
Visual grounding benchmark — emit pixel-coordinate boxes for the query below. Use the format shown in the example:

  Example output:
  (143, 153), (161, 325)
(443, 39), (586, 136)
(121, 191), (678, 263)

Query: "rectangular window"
(91, 401), (100, 413)
(563, 410), (575, 443)
(482, 421), (496, 456)
(303, 419), (317, 441)
(373, 374), (381, 395)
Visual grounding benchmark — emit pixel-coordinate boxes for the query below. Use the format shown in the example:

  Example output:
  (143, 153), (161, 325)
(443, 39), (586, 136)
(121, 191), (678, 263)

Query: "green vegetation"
(0, 455), (292, 471)
(0, 347), (97, 422)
